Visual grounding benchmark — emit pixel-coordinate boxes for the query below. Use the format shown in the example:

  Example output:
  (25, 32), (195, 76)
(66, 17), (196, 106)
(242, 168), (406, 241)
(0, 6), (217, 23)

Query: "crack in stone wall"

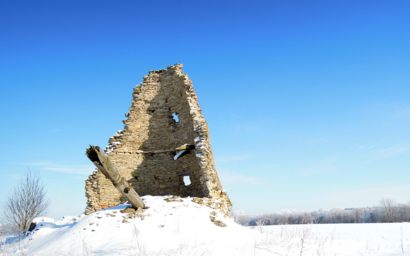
(85, 64), (231, 216)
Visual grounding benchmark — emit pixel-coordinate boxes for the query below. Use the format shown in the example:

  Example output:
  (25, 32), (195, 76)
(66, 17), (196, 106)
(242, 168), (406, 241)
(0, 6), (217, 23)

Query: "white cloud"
(359, 145), (410, 165)
(215, 155), (251, 164)
(364, 100), (410, 121)
(393, 105), (410, 120)
(313, 184), (410, 208)
(376, 146), (410, 159)
(299, 156), (340, 175)
(307, 137), (330, 146)
(22, 161), (54, 166)
(21, 162), (94, 175)
(218, 168), (267, 186)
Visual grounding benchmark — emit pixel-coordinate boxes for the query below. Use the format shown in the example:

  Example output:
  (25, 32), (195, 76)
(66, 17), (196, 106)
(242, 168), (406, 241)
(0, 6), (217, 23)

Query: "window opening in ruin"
(172, 113), (179, 123)
(183, 176), (191, 186)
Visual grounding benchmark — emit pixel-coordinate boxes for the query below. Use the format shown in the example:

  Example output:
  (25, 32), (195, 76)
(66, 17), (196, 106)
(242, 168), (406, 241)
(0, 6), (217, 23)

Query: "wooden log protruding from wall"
(86, 145), (145, 209)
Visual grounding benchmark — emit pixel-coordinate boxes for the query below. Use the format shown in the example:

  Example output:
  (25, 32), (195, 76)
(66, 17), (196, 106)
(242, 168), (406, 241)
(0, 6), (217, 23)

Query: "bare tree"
(379, 195), (396, 222)
(2, 169), (50, 234)
(232, 211), (252, 226)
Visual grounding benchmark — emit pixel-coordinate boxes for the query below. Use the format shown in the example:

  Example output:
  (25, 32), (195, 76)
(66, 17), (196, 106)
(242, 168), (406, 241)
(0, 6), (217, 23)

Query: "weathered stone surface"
(85, 64), (231, 216)
(164, 197), (183, 203)
(209, 216), (227, 227)
(120, 207), (136, 213)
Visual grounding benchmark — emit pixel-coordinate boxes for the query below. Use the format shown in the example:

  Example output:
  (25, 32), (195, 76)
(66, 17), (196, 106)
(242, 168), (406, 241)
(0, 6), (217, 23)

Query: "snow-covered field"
(1, 196), (409, 256)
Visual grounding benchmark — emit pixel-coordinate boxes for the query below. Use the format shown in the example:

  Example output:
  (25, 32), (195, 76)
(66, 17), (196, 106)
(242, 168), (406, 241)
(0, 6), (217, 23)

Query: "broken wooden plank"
(86, 145), (145, 209)
(175, 144), (195, 150)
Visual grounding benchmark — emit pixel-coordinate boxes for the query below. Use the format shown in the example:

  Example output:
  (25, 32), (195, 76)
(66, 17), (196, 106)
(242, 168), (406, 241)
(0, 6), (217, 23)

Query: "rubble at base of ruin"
(85, 64), (232, 216)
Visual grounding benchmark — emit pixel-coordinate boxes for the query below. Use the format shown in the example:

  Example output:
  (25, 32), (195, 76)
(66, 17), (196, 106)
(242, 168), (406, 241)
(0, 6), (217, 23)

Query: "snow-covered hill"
(1, 195), (410, 255)
(13, 196), (259, 255)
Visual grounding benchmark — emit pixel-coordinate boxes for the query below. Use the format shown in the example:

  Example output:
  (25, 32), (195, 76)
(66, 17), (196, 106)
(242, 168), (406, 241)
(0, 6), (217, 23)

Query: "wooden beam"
(175, 144), (195, 150)
(176, 171), (191, 176)
(86, 145), (145, 209)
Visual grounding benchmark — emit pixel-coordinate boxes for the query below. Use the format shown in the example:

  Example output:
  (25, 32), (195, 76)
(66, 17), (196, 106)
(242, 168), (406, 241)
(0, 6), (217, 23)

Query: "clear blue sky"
(1, 0), (409, 219)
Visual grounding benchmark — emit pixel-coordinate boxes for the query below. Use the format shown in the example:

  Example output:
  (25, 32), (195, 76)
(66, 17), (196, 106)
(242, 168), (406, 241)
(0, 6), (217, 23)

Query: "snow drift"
(1, 195), (410, 255)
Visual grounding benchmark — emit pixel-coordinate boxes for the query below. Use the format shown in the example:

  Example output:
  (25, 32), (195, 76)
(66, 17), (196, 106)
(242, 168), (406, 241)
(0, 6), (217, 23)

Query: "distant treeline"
(233, 196), (410, 226)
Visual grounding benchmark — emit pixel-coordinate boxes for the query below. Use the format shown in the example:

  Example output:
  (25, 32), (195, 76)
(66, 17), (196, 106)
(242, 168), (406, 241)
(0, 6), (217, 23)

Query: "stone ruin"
(85, 64), (232, 216)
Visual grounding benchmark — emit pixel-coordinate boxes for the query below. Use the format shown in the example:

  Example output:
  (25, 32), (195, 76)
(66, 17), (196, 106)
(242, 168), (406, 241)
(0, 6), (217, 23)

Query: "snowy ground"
(261, 223), (410, 256)
(1, 196), (409, 255)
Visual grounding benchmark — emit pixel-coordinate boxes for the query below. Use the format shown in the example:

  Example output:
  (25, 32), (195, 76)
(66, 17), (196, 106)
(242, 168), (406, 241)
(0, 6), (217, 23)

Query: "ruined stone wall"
(85, 64), (231, 215)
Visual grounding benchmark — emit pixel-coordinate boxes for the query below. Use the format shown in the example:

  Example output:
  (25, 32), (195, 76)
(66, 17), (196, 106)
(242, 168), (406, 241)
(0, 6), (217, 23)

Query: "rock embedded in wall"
(85, 64), (231, 216)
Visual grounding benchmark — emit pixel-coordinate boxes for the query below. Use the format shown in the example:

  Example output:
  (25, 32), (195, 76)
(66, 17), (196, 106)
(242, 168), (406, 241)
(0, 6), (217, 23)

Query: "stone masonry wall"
(85, 64), (231, 216)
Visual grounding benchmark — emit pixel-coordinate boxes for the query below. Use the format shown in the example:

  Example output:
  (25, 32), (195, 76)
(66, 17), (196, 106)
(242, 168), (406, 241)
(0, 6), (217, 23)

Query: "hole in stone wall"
(183, 176), (191, 186)
(172, 113), (179, 123)
(134, 175), (139, 181)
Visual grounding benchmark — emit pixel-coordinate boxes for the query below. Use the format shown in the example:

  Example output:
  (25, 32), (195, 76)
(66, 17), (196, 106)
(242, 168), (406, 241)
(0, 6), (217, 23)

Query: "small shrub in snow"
(1, 169), (50, 234)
